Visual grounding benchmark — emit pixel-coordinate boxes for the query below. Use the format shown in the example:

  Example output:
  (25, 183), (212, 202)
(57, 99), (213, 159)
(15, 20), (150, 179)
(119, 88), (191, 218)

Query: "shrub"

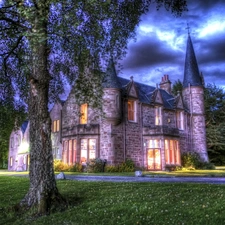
(181, 152), (215, 170)
(165, 165), (182, 172)
(181, 152), (201, 169)
(198, 162), (215, 170)
(105, 165), (120, 173)
(68, 162), (83, 172)
(86, 158), (107, 173)
(54, 160), (69, 172)
(105, 159), (135, 173)
(118, 159), (135, 172)
(54, 160), (83, 172)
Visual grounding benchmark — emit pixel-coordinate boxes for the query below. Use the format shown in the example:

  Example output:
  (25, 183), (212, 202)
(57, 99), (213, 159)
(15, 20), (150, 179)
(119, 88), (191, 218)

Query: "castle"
(8, 35), (209, 171)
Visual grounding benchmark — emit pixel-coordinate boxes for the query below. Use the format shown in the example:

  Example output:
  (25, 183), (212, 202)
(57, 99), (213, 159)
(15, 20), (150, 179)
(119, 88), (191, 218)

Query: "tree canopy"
(0, 0), (187, 215)
(204, 83), (225, 165)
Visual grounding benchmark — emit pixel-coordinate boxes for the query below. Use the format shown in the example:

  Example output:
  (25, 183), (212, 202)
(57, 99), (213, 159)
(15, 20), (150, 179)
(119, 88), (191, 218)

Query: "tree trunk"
(19, 4), (66, 215)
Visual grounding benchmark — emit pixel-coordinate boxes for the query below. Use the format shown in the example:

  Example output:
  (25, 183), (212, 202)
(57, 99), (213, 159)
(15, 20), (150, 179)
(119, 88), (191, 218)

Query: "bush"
(68, 162), (83, 172)
(118, 159), (135, 172)
(86, 158), (107, 173)
(181, 152), (201, 169)
(105, 159), (135, 173)
(54, 160), (69, 172)
(198, 162), (215, 170)
(181, 152), (215, 170)
(165, 165), (182, 172)
(105, 165), (120, 173)
(54, 160), (83, 172)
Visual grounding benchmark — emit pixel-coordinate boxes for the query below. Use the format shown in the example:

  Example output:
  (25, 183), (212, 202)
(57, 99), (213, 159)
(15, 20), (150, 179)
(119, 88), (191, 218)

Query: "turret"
(102, 59), (121, 125)
(182, 34), (208, 162)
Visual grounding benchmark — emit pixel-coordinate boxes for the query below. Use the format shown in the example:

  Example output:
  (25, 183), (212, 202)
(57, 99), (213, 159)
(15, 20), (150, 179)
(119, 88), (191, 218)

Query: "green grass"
(1, 176), (225, 225)
(1, 167), (225, 178)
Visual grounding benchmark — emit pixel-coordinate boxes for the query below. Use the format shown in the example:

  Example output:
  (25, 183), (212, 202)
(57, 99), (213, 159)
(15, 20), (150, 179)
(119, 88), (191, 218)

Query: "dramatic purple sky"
(119, 0), (225, 88)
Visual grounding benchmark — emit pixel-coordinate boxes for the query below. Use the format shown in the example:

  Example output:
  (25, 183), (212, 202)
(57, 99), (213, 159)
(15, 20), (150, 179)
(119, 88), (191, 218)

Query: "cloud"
(118, 0), (225, 88)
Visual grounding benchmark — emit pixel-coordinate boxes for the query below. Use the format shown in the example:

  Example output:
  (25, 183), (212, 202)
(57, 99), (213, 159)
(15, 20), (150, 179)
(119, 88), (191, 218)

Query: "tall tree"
(204, 83), (225, 165)
(0, 0), (187, 214)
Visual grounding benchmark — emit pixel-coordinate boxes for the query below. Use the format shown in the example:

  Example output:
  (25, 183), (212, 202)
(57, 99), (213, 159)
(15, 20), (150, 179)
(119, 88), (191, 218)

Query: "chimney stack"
(159, 74), (171, 93)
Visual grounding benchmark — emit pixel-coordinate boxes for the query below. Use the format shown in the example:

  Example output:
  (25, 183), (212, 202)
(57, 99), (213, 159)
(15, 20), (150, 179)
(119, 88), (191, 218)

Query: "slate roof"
(21, 121), (29, 134)
(183, 35), (203, 88)
(117, 77), (175, 109)
(102, 59), (121, 89)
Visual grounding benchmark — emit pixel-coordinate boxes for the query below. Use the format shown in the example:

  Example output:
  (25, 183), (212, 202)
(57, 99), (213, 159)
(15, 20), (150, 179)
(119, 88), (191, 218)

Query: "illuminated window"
(80, 104), (88, 124)
(155, 106), (162, 125)
(89, 139), (96, 159)
(146, 139), (161, 170)
(62, 139), (77, 165)
(128, 100), (136, 121)
(176, 111), (184, 130)
(53, 120), (60, 132)
(165, 140), (180, 165)
(80, 138), (96, 164)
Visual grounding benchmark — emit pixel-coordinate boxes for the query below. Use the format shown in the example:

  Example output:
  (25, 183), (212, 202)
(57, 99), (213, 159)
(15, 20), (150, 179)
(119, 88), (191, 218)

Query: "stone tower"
(101, 59), (121, 164)
(102, 59), (121, 125)
(182, 34), (209, 162)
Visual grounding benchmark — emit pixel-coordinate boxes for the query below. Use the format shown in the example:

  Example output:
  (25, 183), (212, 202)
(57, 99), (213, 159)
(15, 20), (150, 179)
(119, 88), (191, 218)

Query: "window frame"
(128, 99), (137, 122)
(80, 103), (88, 124)
(62, 139), (77, 165)
(53, 120), (60, 132)
(165, 139), (180, 165)
(176, 111), (184, 130)
(80, 138), (97, 164)
(155, 106), (162, 125)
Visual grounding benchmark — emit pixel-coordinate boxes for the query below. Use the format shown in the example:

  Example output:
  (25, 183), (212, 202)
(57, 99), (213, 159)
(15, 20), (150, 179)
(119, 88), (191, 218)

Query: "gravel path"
(65, 175), (225, 184)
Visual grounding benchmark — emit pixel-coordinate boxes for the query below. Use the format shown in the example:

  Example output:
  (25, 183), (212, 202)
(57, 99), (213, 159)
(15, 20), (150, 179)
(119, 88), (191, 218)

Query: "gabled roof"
(183, 35), (203, 88)
(174, 93), (184, 110)
(117, 77), (175, 109)
(21, 121), (29, 134)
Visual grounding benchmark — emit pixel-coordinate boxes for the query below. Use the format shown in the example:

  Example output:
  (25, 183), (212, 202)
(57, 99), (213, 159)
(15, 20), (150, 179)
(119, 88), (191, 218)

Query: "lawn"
(1, 176), (225, 225)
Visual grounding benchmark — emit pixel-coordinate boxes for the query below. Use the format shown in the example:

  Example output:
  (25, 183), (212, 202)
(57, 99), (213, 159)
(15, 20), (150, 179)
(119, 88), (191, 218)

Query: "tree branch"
(1, 36), (23, 60)
(0, 16), (29, 30)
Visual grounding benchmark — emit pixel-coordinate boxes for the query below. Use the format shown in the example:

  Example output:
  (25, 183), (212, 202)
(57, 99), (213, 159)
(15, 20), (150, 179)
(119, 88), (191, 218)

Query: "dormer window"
(176, 111), (184, 130)
(80, 103), (88, 124)
(155, 106), (162, 125)
(53, 120), (60, 132)
(128, 100), (136, 122)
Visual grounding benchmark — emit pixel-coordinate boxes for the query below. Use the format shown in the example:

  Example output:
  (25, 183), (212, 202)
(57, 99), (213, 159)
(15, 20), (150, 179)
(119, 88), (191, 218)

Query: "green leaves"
(204, 84), (225, 165)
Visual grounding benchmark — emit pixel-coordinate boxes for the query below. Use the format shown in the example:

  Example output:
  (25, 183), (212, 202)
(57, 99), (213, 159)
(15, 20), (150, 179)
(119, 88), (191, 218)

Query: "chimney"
(159, 74), (171, 93)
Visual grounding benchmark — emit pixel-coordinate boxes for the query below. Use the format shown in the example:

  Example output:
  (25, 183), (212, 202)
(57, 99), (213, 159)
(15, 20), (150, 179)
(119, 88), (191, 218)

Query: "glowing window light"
(18, 141), (29, 154)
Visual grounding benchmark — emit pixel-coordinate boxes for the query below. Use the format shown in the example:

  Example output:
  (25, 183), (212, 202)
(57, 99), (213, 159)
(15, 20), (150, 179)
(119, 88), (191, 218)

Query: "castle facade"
(8, 35), (209, 171)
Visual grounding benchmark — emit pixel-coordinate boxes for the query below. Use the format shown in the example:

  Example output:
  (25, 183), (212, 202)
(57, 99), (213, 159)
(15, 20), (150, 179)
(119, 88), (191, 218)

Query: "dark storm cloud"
(122, 35), (182, 70)
(119, 0), (225, 87)
(198, 35), (225, 64)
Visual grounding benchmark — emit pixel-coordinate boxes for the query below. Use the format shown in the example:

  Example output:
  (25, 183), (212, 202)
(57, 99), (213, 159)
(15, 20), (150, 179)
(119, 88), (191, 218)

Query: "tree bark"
(19, 4), (66, 215)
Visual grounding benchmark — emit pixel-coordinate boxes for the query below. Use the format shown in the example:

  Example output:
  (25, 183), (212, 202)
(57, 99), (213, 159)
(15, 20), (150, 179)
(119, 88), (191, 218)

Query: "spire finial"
(186, 23), (190, 35)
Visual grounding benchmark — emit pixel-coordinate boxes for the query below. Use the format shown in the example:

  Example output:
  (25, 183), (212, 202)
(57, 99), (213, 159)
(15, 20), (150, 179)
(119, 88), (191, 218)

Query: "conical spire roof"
(183, 35), (203, 88)
(102, 58), (120, 88)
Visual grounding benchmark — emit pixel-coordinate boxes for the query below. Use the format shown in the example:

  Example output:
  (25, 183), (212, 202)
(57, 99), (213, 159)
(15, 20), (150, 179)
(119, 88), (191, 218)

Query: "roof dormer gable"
(175, 94), (184, 110)
(152, 89), (163, 104)
(127, 76), (138, 98)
